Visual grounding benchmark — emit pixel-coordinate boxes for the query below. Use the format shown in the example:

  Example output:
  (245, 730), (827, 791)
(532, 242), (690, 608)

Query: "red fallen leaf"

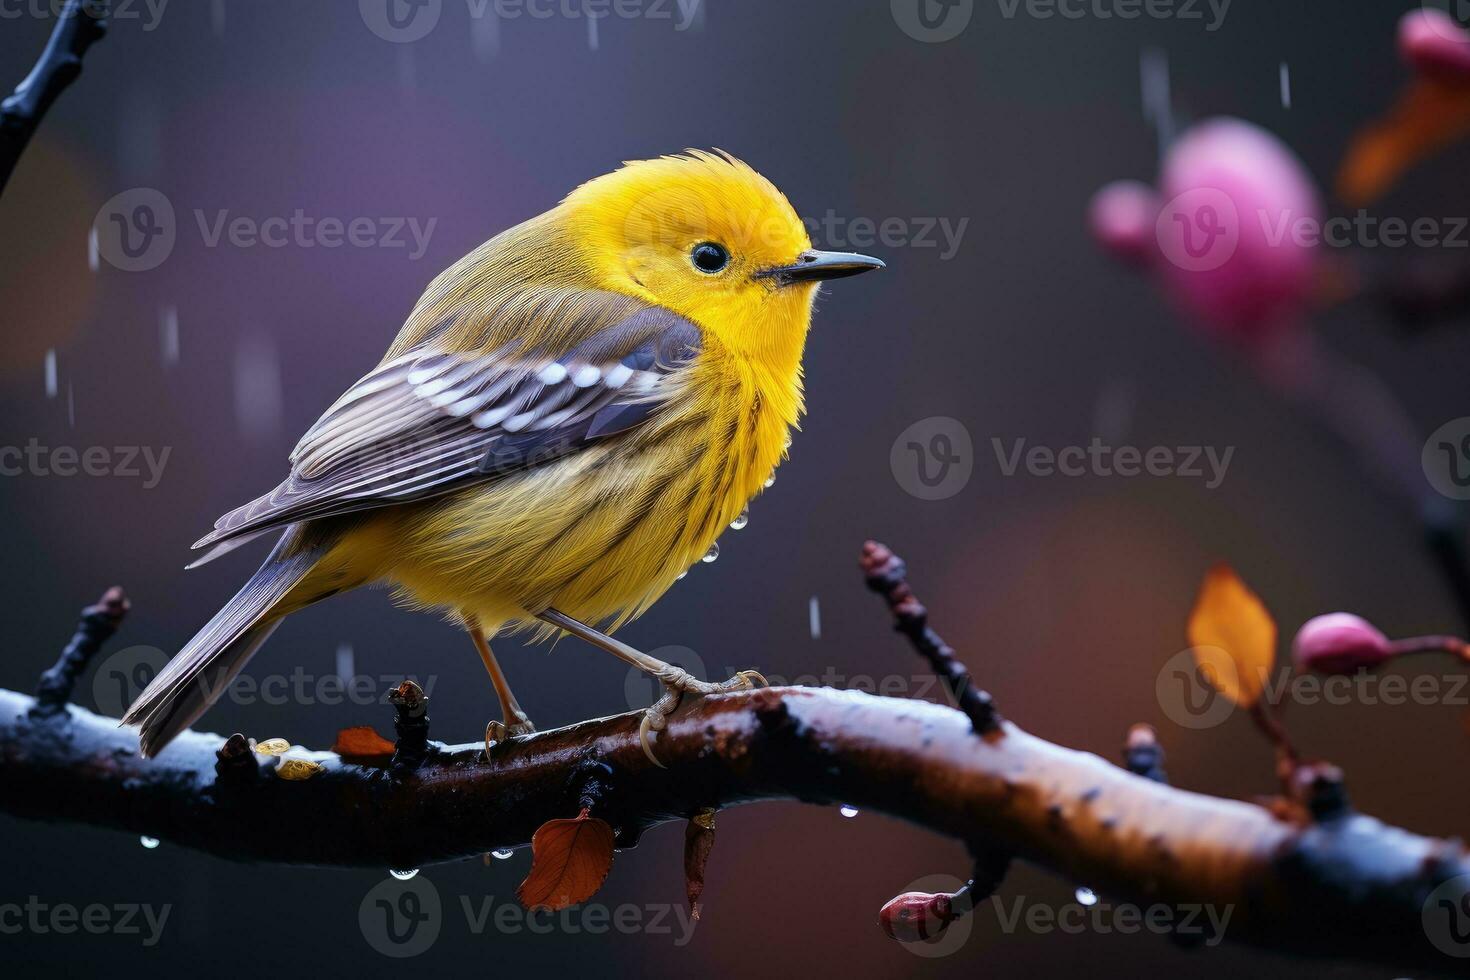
(516, 808), (615, 911)
(683, 810), (717, 919)
(331, 725), (396, 763)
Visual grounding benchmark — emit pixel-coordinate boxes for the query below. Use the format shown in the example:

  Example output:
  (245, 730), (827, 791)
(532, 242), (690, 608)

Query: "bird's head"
(563, 150), (882, 365)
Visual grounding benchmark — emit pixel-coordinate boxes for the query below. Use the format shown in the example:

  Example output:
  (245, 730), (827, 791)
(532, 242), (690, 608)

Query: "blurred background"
(4, 0), (1470, 976)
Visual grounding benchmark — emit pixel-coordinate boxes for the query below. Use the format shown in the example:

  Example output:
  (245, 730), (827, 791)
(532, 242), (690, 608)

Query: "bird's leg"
(467, 620), (535, 753)
(535, 607), (766, 767)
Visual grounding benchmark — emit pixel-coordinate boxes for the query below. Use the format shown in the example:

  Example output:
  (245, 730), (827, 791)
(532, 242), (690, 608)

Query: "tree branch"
(4, 570), (1470, 974)
(0, 0), (109, 195)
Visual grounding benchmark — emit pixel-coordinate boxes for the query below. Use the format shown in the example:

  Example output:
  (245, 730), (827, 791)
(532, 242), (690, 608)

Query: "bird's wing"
(190, 294), (701, 562)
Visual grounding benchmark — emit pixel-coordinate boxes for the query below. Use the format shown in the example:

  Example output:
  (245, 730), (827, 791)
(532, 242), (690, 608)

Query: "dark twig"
(860, 540), (1000, 734)
(5, 576), (1470, 972)
(0, 0), (109, 195)
(388, 680), (430, 776)
(1123, 723), (1169, 784)
(30, 585), (127, 716)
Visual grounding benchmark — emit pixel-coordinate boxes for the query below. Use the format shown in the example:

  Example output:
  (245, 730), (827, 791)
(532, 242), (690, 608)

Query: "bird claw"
(484, 714), (535, 759)
(637, 669), (766, 767)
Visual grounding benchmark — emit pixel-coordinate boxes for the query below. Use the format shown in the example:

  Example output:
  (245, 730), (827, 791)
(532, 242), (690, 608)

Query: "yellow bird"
(123, 150), (883, 759)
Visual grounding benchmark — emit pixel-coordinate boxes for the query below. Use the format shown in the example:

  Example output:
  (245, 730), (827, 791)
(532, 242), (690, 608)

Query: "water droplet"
(491, 849), (513, 860)
(839, 804), (859, 818)
(1075, 886), (1097, 906)
(701, 542), (719, 564)
(763, 474), (776, 489)
(676, 570), (687, 581)
(43, 349), (57, 398)
(139, 836), (160, 849)
(730, 509), (749, 531)
(390, 868), (419, 880)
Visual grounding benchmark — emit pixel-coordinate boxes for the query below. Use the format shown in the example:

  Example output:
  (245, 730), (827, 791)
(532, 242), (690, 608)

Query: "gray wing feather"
(191, 303), (699, 557)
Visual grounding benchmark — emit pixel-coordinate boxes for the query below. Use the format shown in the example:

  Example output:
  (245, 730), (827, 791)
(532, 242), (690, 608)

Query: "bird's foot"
(638, 668), (767, 768)
(484, 712), (536, 758)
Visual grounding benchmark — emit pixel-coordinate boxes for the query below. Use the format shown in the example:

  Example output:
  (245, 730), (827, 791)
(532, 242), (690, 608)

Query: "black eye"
(690, 242), (730, 274)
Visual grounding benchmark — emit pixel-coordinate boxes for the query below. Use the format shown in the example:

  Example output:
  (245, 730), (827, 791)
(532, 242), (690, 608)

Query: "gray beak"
(757, 249), (886, 286)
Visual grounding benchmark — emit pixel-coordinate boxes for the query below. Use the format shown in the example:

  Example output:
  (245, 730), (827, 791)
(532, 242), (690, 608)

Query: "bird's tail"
(122, 531), (324, 757)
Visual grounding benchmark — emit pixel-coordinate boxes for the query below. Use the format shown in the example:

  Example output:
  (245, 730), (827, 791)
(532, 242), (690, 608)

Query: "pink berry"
(1291, 613), (1392, 675)
(878, 891), (956, 943)
(1399, 9), (1470, 83)
(1089, 180), (1160, 265)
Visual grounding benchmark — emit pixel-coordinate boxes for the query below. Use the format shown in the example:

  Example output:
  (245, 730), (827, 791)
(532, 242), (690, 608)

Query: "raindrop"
(1279, 62), (1292, 110)
(335, 642), (355, 683)
(139, 836), (160, 849)
(87, 226), (99, 272)
(839, 804), (859, 818)
(729, 509), (748, 530)
(234, 331), (285, 442)
(1075, 886), (1098, 906)
(67, 382), (75, 428)
(587, 12), (599, 51)
(1139, 48), (1174, 159)
(471, 8), (499, 61)
(701, 542), (720, 563)
(676, 570), (688, 581)
(390, 868), (419, 880)
(491, 848), (513, 860)
(160, 306), (179, 366)
(809, 596), (821, 640)
(211, 0), (226, 37)
(43, 349), (57, 398)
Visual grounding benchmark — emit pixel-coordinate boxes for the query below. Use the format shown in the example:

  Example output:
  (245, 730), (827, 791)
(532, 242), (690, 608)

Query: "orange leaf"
(1337, 79), (1470, 206)
(331, 725), (396, 763)
(516, 808), (615, 911)
(1186, 564), (1277, 709)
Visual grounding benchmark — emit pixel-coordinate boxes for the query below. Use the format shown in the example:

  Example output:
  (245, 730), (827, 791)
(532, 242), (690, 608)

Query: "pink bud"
(1291, 613), (1392, 675)
(1399, 9), (1470, 83)
(1089, 180), (1160, 265)
(1153, 118), (1321, 345)
(879, 891), (956, 943)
